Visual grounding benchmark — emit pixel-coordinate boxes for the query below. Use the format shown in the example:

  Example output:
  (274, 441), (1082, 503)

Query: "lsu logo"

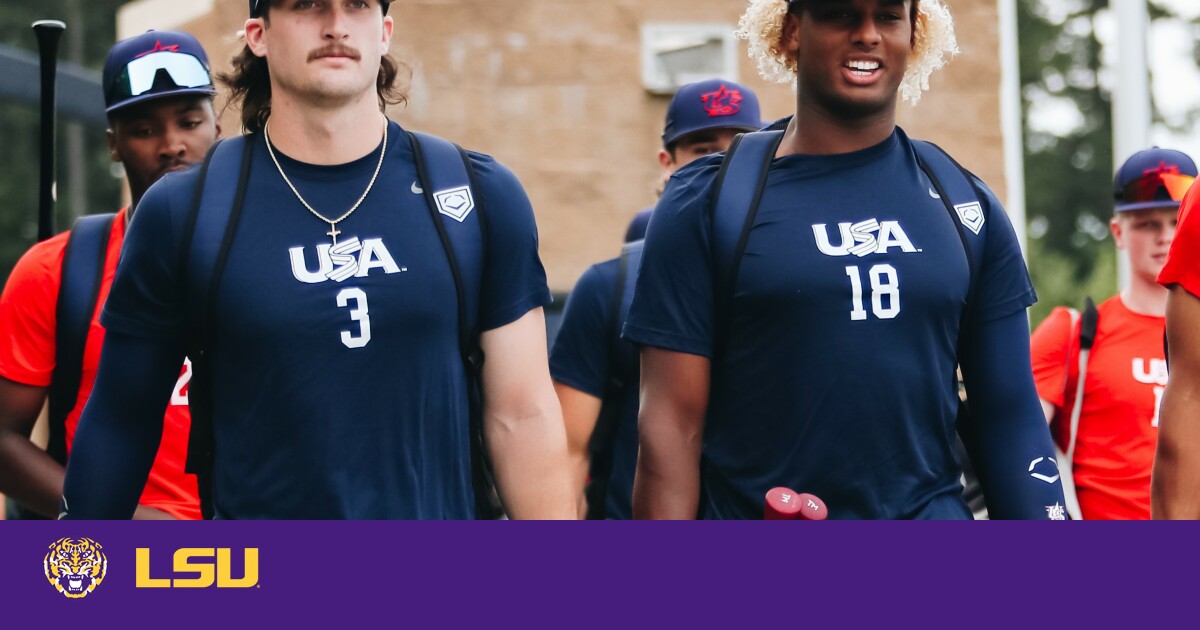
(136, 548), (259, 588)
(701, 84), (743, 118)
(290, 237), (404, 284)
(813, 219), (918, 257)
(44, 537), (107, 599)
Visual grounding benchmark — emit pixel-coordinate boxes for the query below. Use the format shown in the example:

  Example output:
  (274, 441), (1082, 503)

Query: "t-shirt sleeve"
(965, 178), (1038, 322)
(1029, 306), (1076, 409)
(549, 262), (617, 398)
(624, 208), (653, 243)
(1159, 183), (1200, 296)
(0, 236), (66, 386)
(470, 153), (552, 331)
(621, 161), (719, 358)
(99, 173), (189, 342)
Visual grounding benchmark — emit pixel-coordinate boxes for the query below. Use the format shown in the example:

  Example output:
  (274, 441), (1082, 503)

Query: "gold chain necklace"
(263, 118), (387, 245)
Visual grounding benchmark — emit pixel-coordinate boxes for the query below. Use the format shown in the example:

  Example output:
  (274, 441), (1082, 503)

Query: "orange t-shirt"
(1159, 181), (1200, 295)
(1029, 296), (1165, 520)
(0, 209), (200, 519)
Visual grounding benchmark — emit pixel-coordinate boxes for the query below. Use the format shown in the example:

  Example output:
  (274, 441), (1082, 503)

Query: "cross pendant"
(327, 223), (341, 245)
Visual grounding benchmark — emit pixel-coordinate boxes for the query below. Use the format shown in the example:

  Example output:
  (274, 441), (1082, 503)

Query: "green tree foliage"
(1019, 0), (1198, 327)
(1027, 236), (1117, 326)
(0, 0), (127, 287)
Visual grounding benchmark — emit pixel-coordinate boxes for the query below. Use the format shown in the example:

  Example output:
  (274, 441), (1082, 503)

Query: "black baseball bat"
(33, 20), (66, 242)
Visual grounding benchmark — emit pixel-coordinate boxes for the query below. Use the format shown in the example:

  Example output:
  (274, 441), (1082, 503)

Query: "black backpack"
(7, 213), (116, 521)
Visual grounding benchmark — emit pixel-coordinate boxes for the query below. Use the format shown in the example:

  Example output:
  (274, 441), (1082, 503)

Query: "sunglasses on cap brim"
(1123, 171), (1196, 206)
(109, 51), (213, 102)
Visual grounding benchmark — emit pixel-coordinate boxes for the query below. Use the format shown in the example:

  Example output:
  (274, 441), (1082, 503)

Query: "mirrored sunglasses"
(1123, 171), (1196, 205)
(109, 51), (212, 101)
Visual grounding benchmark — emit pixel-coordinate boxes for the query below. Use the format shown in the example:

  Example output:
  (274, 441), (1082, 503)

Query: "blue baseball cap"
(1113, 147), (1198, 212)
(103, 30), (216, 115)
(662, 79), (763, 147)
(249, 0), (391, 17)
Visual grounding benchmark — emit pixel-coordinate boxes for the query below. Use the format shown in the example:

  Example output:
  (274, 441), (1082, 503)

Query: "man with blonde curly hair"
(623, 0), (1065, 519)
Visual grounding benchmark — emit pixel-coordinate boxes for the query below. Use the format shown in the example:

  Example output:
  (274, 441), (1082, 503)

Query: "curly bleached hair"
(734, 0), (959, 105)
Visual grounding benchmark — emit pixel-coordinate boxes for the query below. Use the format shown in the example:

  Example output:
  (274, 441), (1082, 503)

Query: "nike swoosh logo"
(411, 181), (424, 194)
(928, 187), (941, 199)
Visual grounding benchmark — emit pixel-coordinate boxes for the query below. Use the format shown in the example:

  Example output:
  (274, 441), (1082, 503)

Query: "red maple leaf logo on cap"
(1144, 161), (1181, 177)
(135, 41), (180, 58)
(701, 85), (742, 118)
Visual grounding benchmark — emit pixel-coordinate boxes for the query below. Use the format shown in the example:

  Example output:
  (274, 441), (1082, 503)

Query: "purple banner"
(2, 521), (1193, 626)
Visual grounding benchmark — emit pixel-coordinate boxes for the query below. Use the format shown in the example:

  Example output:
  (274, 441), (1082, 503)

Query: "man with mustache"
(624, 0), (1065, 519)
(0, 30), (220, 520)
(60, 0), (573, 519)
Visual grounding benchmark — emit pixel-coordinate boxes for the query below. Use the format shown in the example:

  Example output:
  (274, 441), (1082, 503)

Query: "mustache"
(308, 44), (361, 62)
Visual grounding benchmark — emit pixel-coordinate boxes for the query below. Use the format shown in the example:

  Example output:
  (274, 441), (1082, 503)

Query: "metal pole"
(998, 0), (1027, 259)
(1112, 0), (1151, 292)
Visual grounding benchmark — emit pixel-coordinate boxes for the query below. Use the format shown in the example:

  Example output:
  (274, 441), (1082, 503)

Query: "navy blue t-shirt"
(103, 120), (550, 519)
(623, 127), (1036, 519)
(549, 258), (640, 519)
(624, 208), (653, 243)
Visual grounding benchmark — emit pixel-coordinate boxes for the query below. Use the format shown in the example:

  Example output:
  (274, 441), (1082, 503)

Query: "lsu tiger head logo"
(44, 537), (107, 599)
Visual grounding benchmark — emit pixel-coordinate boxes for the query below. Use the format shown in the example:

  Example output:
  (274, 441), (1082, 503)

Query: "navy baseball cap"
(1114, 147), (1198, 212)
(250, 0), (391, 16)
(103, 30), (216, 115)
(662, 79), (763, 147)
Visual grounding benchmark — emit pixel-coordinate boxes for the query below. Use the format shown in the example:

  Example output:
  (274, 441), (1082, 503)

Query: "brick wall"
(122, 0), (1005, 291)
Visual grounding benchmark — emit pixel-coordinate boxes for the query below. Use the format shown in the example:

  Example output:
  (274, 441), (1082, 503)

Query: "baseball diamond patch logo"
(954, 202), (985, 235)
(44, 537), (107, 599)
(1028, 457), (1061, 484)
(434, 185), (475, 222)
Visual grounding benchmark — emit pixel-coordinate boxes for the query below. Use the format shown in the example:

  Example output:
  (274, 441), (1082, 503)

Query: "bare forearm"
(1154, 286), (1200, 519)
(1152, 384), (1200, 519)
(486, 406), (576, 520)
(632, 417), (702, 519)
(555, 382), (603, 518)
(0, 434), (64, 517)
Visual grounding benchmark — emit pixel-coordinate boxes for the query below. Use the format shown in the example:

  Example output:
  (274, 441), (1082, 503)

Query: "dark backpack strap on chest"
(911, 140), (1000, 514)
(585, 240), (643, 519)
(48, 212), (116, 466)
(407, 130), (498, 519)
(911, 140), (986, 305)
(181, 135), (255, 519)
(709, 130), (785, 352)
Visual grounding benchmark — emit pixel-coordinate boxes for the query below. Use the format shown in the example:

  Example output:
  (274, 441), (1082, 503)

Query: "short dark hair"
(219, 2), (409, 134)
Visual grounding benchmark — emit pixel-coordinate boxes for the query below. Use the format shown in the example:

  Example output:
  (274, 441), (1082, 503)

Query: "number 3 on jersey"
(845, 264), (900, 321)
(337, 288), (372, 348)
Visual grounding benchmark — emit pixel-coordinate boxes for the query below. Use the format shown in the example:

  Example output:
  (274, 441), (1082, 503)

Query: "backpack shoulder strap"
(709, 130), (784, 347)
(911, 140), (987, 300)
(1065, 296), (1099, 457)
(613, 239), (643, 357)
(181, 135), (255, 331)
(48, 212), (116, 465)
(584, 240), (643, 519)
(1057, 296), (1098, 521)
(180, 134), (255, 519)
(407, 130), (496, 518)
(407, 130), (486, 368)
